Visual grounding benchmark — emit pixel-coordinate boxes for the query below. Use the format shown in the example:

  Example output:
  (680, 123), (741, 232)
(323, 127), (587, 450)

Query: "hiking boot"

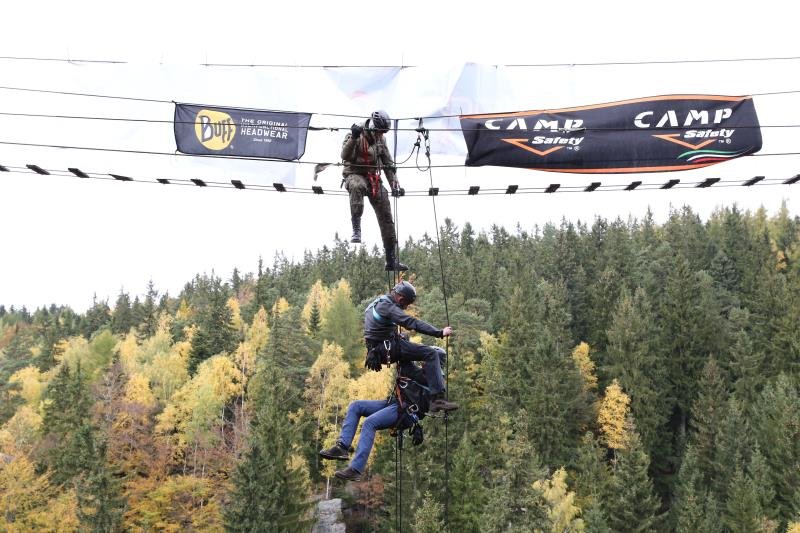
(350, 216), (362, 244)
(384, 248), (408, 272)
(428, 393), (459, 414)
(334, 466), (362, 481)
(319, 442), (352, 461)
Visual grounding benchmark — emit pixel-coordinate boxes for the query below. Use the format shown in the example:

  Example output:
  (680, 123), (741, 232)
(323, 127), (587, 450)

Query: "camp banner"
(460, 95), (762, 173)
(174, 103), (311, 160)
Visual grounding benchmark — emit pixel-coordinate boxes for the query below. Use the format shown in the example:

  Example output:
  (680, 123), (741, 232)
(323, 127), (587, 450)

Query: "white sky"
(1, 0), (798, 312)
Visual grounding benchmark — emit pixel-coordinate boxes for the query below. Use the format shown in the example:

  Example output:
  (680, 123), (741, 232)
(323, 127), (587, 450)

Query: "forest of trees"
(1, 202), (799, 532)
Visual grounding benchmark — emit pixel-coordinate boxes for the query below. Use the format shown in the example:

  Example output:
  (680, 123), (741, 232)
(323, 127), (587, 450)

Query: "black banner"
(460, 95), (762, 173)
(174, 104), (311, 160)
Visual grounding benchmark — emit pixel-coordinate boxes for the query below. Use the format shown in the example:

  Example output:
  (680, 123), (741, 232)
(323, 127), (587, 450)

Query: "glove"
(350, 124), (363, 139)
(365, 349), (383, 372)
(411, 424), (424, 446)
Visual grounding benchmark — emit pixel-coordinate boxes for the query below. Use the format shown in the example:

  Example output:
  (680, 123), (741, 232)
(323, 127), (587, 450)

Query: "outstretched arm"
(376, 300), (446, 337)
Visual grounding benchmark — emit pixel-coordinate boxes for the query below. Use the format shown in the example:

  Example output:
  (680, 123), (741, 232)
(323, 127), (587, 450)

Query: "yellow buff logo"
(195, 109), (236, 150)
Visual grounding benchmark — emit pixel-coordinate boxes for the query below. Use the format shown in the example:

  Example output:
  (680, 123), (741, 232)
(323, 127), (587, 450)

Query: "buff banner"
(460, 95), (762, 173)
(174, 103), (311, 160)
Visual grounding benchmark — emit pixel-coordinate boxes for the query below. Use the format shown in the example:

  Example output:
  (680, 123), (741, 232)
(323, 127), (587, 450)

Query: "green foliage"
(412, 491), (444, 533)
(5, 204), (800, 529)
(318, 280), (362, 369)
(224, 355), (311, 532)
(187, 277), (238, 375)
(723, 467), (764, 533)
(497, 281), (589, 468)
(751, 374), (800, 523)
(38, 362), (95, 485)
(111, 291), (135, 335)
(604, 424), (662, 533)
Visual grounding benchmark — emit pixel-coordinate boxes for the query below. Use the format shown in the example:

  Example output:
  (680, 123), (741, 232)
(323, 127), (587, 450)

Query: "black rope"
(1, 139), (798, 171)
(3, 166), (796, 197)
(4, 109), (800, 132)
(2, 82), (800, 125)
(390, 117), (405, 532)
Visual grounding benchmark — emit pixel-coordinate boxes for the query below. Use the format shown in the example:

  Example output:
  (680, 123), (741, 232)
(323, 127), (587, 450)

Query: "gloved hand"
(390, 181), (404, 197)
(411, 424), (424, 446)
(365, 349), (383, 372)
(351, 124), (363, 139)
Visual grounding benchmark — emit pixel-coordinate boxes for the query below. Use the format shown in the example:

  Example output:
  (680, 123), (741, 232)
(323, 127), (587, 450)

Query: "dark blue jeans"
(339, 399), (399, 473)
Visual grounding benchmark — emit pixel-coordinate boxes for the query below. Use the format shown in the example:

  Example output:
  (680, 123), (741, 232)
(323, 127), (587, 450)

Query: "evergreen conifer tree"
(412, 492), (445, 533)
(604, 422), (662, 532)
(751, 374), (800, 523)
(723, 468), (763, 533)
(224, 358), (311, 531)
(689, 357), (728, 486)
(188, 278), (238, 375)
(81, 295), (111, 338)
(39, 362), (95, 485)
(111, 291), (134, 335)
(605, 288), (668, 454)
(498, 281), (588, 468)
(448, 432), (487, 532)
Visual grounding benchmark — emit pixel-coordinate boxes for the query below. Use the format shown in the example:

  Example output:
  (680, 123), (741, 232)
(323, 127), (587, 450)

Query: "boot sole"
(319, 452), (350, 461)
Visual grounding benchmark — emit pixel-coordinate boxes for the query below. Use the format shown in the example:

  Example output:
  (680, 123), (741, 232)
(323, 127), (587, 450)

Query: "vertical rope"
(391, 117), (403, 532)
(426, 160), (451, 528)
(395, 436), (400, 532)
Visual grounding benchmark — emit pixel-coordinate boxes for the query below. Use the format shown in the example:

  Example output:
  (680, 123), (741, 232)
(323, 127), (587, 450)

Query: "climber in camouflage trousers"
(341, 110), (408, 272)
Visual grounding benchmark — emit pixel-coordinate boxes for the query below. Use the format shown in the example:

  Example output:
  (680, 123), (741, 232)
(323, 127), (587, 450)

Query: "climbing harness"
(360, 134), (383, 198)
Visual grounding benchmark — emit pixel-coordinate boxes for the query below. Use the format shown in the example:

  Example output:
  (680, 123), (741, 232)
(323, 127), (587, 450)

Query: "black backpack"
(393, 376), (429, 445)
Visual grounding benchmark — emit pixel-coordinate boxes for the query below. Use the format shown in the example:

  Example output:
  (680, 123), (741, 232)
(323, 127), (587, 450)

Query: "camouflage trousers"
(345, 173), (396, 250)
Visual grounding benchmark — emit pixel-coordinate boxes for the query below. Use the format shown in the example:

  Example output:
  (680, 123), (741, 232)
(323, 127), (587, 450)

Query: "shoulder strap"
(367, 295), (393, 325)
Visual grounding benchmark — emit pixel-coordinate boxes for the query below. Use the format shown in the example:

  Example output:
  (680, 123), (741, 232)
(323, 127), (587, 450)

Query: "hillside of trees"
(1, 202), (799, 532)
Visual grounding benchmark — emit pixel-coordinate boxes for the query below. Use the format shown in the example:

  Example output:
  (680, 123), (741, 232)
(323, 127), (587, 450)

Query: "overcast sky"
(1, 0), (798, 312)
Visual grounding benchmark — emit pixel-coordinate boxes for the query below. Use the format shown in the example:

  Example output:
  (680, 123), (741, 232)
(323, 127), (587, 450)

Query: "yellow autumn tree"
(272, 296), (290, 317)
(233, 306), (269, 382)
(25, 489), (80, 532)
(0, 405), (42, 455)
(175, 298), (193, 322)
(117, 332), (139, 373)
(0, 456), (77, 532)
(787, 521), (800, 533)
(53, 329), (116, 382)
(302, 279), (332, 333)
(571, 342), (598, 393)
(598, 379), (631, 451)
(533, 467), (585, 532)
(228, 297), (243, 333)
(8, 366), (46, 407)
(155, 354), (243, 476)
(137, 314), (174, 365)
(117, 316), (193, 405)
(125, 372), (157, 408)
(304, 342), (351, 482)
(140, 322), (191, 404)
(124, 475), (222, 531)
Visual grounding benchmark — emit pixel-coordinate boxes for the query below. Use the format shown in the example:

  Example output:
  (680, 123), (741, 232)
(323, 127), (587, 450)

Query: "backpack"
(392, 376), (429, 445)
